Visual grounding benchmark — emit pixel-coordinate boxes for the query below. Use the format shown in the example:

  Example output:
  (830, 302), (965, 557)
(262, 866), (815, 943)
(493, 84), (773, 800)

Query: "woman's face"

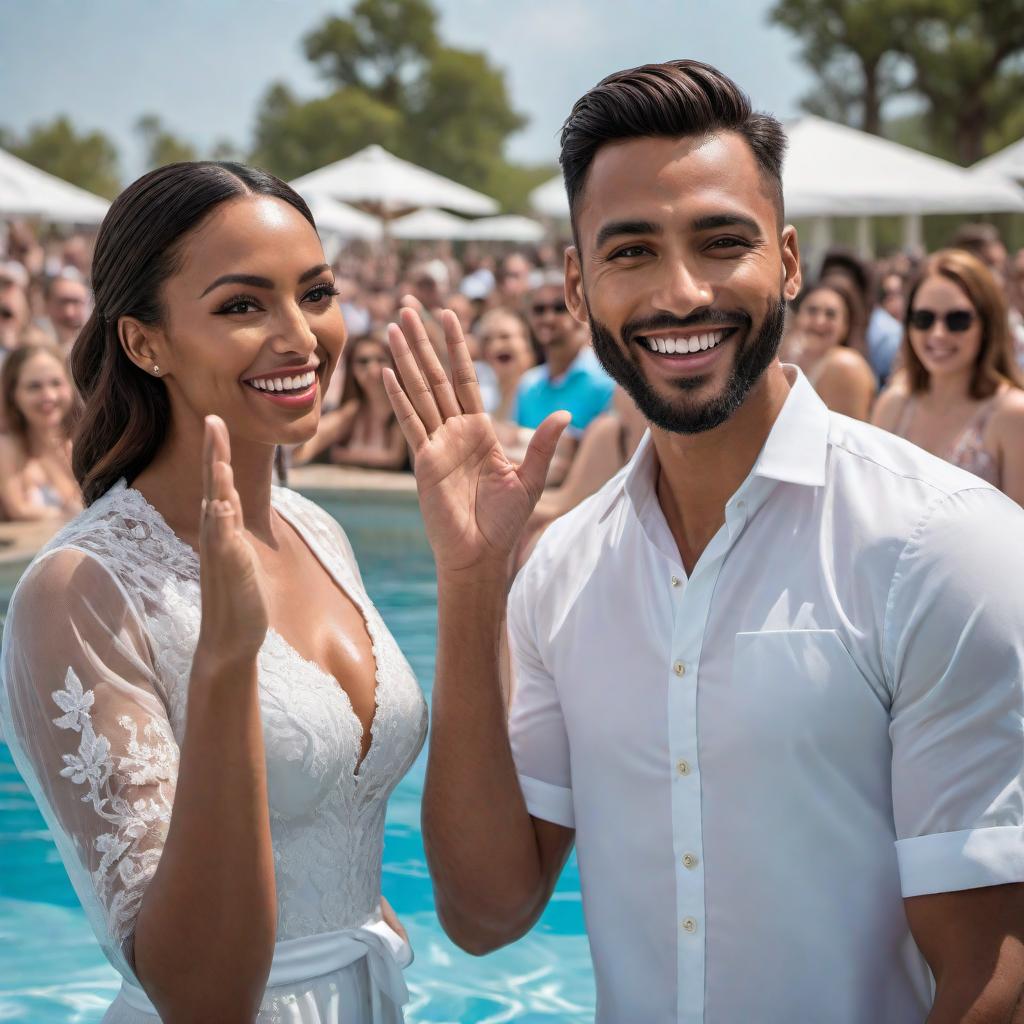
(908, 274), (983, 383)
(795, 287), (848, 352)
(14, 352), (72, 431)
(138, 195), (346, 448)
(880, 274), (905, 321)
(480, 314), (534, 382)
(350, 338), (391, 397)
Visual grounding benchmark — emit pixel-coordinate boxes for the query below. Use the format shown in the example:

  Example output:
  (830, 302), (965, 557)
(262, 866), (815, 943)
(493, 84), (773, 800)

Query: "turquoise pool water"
(0, 492), (595, 1023)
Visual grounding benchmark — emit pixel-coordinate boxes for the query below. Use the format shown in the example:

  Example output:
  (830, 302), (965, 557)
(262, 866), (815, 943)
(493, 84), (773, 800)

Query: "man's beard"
(588, 297), (788, 434)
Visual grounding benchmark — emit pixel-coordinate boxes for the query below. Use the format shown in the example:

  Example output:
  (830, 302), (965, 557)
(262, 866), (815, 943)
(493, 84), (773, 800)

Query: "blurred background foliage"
(2, 0), (1023, 214)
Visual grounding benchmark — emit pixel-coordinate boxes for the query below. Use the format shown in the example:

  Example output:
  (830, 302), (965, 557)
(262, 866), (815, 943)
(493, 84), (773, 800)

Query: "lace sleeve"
(0, 546), (177, 980)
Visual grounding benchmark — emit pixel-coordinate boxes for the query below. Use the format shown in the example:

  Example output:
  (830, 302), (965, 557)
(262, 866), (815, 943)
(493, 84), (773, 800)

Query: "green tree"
(135, 114), (198, 170)
(901, 0), (1024, 165)
(5, 116), (120, 197)
(769, 0), (915, 134)
(250, 0), (527, 207)
(250, 82), (403, 180)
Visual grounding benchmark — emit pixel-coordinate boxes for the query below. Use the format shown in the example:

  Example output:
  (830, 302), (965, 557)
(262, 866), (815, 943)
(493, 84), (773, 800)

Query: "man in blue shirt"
(516, 270), (614, 434)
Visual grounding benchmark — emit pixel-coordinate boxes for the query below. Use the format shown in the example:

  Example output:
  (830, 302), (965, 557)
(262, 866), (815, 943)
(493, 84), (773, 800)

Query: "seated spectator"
(788, 277), (876, 420)
(879, 271), (906, 322)
(516, 271), (615, 435)
(291, 333), (408, 471)
(475, 307), (536, 421)
(0, 344), (82, 520)
(0, 279), (31, 365)
(493, 251), (534, 309)
(39, 272), (89, 357)
(872, 248), (1024, 505)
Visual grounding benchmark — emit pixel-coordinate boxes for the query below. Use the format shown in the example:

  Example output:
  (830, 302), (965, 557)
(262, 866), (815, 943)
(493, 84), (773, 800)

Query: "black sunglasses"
(531, 301), (568, 316)
(909, 308), (975, 332)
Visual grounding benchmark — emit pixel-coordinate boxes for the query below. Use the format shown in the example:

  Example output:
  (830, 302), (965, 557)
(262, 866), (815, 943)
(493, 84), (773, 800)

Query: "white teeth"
(248, 370), (317, 393)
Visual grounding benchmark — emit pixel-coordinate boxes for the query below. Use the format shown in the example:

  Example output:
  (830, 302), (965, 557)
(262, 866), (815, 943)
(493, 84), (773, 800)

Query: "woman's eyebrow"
(199, 264), (330, 298)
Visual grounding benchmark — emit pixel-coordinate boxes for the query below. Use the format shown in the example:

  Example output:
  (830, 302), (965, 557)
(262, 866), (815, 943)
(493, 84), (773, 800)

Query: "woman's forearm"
(132, 653), (276, 1021)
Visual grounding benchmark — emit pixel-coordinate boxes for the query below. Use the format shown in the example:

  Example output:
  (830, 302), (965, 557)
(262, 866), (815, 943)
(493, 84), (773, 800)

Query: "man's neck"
(651, 362), (792, 574)
(545, 339), (582, 379)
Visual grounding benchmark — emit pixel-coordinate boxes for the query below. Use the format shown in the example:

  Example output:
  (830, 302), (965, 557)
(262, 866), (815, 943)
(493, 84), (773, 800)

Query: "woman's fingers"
(517, 411), (572, 501)
(382, 367), (430, 451)
(399, 306), (461, 421)
(440, 309), (485, 415)
(387, 320), (444, 435)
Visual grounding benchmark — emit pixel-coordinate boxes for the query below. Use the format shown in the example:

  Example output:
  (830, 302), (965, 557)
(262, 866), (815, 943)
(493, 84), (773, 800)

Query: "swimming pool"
(0, 491), (595, 1023)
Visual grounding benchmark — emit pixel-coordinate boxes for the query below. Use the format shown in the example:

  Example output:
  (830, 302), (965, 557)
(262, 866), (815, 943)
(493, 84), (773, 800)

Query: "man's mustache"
(622, 309), (751, 346)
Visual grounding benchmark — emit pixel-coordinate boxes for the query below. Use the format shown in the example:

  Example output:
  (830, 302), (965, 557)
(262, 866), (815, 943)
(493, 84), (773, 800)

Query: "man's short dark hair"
(559, 59), (787, 239)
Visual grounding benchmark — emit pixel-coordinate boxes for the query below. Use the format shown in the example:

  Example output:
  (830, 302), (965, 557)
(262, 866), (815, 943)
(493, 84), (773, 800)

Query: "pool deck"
(0, 467), (421, 587)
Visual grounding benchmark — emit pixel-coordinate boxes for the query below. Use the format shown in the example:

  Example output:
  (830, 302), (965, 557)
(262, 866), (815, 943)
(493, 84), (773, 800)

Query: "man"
(0, 278), (30, 361)
(387, 60), (1024, 1023)
(40, 272), (89, 355)
(494, 251), (533, 308)
(516, 270), (614, 434)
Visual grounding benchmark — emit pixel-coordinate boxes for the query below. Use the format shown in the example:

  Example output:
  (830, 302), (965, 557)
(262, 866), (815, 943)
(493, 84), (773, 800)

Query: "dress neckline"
(113, 480), (386, 777)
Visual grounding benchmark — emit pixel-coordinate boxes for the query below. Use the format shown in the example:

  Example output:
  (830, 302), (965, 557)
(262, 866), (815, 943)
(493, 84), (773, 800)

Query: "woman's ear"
(118, 317), (168, 379)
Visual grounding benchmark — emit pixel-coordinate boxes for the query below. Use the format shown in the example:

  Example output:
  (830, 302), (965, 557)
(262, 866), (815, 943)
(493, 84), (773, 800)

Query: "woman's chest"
(907, 400), (986, 455)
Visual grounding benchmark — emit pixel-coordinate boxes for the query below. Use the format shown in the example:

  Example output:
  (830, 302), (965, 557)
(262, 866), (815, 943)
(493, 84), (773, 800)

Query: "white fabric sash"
(117, 916), (411, 1019)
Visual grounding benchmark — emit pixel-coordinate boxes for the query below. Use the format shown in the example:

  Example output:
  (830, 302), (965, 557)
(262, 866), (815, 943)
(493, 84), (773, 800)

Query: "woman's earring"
(152, 365), (161, 376)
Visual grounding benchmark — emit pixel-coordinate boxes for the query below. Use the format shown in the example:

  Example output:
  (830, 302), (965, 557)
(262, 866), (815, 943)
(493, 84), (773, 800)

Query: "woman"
(788, 277), (876, 420)
(873, 248), (1024, 504)
(0, 343), (82, 520)
(475, 307), (535, 422)
(291, 332), (408, 470)
(0, 163), (427, 1022)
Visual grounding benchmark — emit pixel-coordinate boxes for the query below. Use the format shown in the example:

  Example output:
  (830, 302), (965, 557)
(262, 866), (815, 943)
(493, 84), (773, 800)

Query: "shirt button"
(682, 917), (699, 933)
(676, 759), (691, 776)
(673, 661), (686, 677)
(671, 575), (681, 587)
(682, 853), (699, 870)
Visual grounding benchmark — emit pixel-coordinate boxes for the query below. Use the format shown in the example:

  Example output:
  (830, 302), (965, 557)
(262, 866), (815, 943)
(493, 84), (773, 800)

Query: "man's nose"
(650, 259), (713, 315)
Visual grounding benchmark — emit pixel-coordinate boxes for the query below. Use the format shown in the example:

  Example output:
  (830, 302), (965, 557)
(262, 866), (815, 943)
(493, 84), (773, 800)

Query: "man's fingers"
(517, 411), (572, 500)
(399, 306), (460, 421)
(441, 309), (485, 415)
(387, 320), (443, 434)
(383, 366), (430, 451)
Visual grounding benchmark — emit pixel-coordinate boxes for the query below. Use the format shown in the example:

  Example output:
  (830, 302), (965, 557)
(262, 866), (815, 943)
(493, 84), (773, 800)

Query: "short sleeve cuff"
(896, 825), (1024, 897)
(518, 774), (574, 828)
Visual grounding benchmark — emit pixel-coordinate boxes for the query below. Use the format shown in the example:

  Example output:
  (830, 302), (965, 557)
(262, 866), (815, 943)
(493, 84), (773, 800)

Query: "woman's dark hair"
(559, 59), (787, 239)
(70, 161), (316, 505)
(1, 343), (80, 444)
(902, 248), (1024, 399)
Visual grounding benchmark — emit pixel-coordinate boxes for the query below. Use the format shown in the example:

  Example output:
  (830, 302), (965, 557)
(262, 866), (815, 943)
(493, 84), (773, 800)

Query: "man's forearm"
(422, 569), (549, 951)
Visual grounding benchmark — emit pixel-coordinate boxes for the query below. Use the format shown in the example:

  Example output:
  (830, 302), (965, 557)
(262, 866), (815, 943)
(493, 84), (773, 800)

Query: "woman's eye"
(217, 296), (260, 315)
(305, 283), (340, 303)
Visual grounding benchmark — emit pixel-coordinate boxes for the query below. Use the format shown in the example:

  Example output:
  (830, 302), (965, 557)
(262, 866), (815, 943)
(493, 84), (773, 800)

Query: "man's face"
(499, 254), (531, 299)
(528, 284), (575, 351)
(0, 283), (29, 348)
(565, 132), (800, 434)
(47, 278), (89, 332)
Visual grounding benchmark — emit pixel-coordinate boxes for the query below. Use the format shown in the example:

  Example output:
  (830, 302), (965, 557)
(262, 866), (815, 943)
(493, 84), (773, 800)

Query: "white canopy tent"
(529, 116), (1024, 254)
(465, 214), (545, 243)
(291, 144), (499, 218)
(973, 138), (1024, 186)
(390, 207), (472, 240)
(0, 147), (110, 225)
(300, 192), (382, 240)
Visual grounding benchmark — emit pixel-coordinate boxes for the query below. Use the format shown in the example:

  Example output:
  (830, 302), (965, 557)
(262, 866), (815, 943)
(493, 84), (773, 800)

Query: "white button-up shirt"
(507, 367), (1024, 1024)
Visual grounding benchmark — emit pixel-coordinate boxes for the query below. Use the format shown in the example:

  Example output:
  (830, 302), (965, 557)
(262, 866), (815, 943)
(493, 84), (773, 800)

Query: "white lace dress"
(0, 481), (428, 1022)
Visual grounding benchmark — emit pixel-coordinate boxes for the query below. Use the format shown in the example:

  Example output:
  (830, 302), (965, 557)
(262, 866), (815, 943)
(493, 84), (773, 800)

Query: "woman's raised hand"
(384, 307), (570, 579)
(195, 416), (269, 665)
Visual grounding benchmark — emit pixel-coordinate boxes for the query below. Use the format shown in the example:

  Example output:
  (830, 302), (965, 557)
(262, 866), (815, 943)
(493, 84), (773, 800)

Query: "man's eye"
(610, 245), (649, 259)
(708, 237), (751, 250)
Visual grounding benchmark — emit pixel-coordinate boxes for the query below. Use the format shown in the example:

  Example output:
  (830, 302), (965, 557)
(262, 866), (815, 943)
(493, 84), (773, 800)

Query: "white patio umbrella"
(291, 144), (498, 218)
(529, 118), (1024, 254)
(972, 138), (1024, 185)
(390, 207), (472, 240)
(465, 214), (545, 243)
(0, 147), (110, 224)
(300, 192), (382, 240)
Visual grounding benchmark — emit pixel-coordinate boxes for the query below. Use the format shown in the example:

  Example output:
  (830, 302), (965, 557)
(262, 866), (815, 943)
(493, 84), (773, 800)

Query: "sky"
(0, 0), (816, 182)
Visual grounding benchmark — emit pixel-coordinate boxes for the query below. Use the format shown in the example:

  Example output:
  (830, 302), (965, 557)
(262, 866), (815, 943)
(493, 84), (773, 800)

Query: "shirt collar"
(603, 365), (831, 522)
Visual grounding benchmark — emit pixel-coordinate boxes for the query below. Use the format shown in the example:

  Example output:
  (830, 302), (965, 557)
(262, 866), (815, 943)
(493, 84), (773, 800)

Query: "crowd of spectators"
(2, 216), (1024, 531)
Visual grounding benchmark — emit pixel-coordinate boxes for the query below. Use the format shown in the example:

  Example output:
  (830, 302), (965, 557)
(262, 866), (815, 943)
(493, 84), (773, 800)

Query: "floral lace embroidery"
(50, 666), (175, 944)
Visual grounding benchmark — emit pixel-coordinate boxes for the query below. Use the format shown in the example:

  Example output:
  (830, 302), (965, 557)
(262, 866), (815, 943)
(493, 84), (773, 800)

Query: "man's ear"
(118, 317), (168, 378)
(781, 225), (802, 302)
(564, 246), (589, 325)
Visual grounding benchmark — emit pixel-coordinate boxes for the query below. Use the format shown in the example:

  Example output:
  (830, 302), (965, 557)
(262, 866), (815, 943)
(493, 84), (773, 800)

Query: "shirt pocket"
(730, 629), (886, 754)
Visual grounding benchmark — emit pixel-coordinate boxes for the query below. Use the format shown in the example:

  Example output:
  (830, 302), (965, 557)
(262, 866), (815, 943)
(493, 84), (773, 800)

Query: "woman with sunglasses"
(291, 332), (409, 470)
(873, 248), (1024, 504)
